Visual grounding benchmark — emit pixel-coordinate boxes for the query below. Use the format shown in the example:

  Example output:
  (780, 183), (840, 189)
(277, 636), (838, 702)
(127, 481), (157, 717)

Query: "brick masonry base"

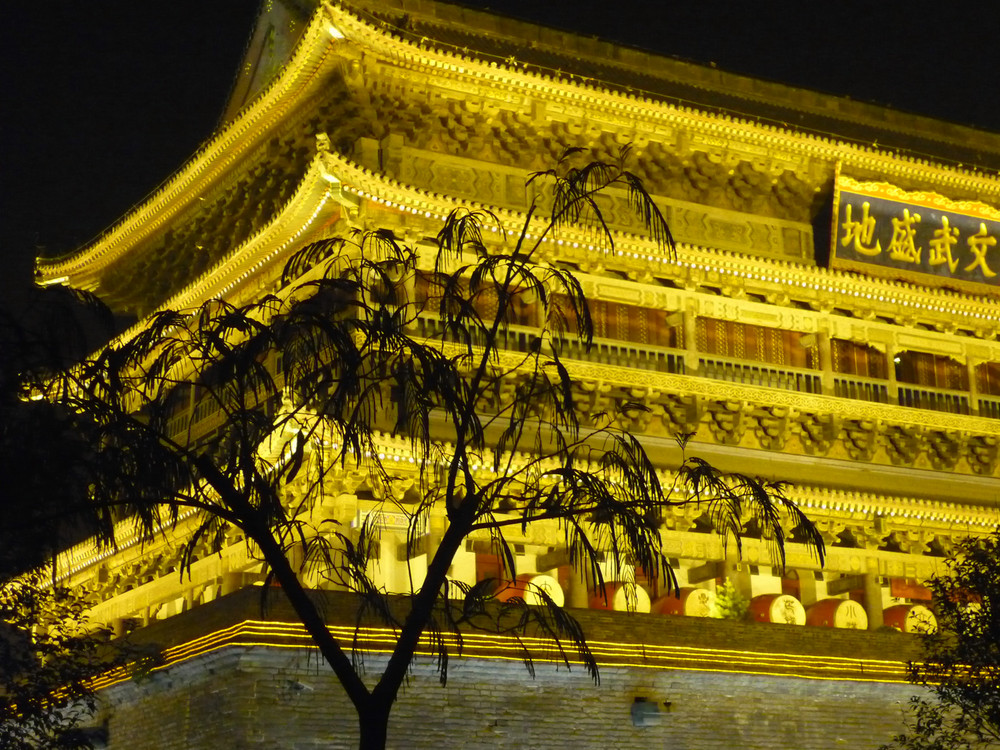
(94, 589), (922, 748)
(100, 645), (920, 749)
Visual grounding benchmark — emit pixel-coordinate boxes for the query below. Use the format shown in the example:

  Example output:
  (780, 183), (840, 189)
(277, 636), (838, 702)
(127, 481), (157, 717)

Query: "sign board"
(353, 508), (428, 535)
(831, 170), (1000, 294)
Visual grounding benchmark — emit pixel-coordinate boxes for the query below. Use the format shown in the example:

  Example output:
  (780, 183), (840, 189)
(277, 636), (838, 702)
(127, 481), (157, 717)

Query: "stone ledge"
(118, 587), (918, 685)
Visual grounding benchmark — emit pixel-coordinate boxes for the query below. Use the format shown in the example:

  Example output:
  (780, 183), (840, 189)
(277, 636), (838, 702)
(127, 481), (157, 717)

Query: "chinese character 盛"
(888, 208), (921, 264)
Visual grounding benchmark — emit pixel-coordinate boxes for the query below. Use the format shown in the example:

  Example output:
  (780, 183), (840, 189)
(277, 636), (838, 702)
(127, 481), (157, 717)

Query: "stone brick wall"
(101, 645), (918, 749)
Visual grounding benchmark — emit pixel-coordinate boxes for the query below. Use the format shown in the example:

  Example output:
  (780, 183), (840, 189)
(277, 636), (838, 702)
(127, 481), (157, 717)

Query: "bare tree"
(57, 151), (824, 750)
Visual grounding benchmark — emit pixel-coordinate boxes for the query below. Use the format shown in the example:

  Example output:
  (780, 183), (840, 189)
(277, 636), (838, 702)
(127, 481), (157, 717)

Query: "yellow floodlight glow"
(38, 276), (69, 286)
(327, 23), (345, 40)
(87, 618), (911, 692)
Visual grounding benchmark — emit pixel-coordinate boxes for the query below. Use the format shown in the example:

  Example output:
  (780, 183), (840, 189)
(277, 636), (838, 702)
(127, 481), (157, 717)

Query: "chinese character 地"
(840, 201), (881, 256)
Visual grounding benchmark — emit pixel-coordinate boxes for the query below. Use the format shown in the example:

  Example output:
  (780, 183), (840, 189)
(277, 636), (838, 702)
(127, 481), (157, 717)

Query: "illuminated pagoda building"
(37, 1), (1000, 747)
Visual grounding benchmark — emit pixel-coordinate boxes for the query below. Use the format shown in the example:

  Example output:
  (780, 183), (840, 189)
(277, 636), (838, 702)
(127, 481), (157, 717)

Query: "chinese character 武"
(929, 216), (960, 273)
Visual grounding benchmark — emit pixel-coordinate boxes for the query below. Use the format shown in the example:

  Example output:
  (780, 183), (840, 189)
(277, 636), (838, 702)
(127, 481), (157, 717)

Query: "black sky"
(4, 1), (1000, 292)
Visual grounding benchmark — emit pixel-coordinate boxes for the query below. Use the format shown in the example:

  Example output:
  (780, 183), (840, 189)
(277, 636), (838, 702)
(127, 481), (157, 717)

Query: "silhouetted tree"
(0, 288), (116, 748)
(883, 532), (1000, 750)
(55, 150), (824, 750)
(0, 575), (110, 750)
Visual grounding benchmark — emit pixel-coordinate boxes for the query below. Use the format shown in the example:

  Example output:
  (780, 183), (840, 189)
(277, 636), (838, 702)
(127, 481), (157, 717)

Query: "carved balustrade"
(979, 394), (1000, 420)
(832, 374), (890, 404)
(897, 383), (971, 416)
(698, 353), (821, 394)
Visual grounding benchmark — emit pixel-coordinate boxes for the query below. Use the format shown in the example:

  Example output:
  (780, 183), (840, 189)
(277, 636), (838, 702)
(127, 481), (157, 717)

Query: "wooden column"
(968, 358), (980, 416)
(566, 565), (592, 609)
(723, 558), (752, 601)
(803, 330), (833, 395)
(222, 572), (245, 596)
(818, 331), (833, 395)
(863, 569), (884, 630)
(683, 303), (699, 375)
(797, 569), (819, 608)
(887, 344), (900, 404)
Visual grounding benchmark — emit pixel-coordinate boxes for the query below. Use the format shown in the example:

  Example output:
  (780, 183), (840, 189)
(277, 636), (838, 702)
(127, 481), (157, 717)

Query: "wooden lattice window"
(976, 362), (1000, 396)
(415, 271), (535, 326)
(831, 339), (887, 379)
(895, 351), (968, 390)
(696, 317), (812, 368)
(551, 295), (681, 348)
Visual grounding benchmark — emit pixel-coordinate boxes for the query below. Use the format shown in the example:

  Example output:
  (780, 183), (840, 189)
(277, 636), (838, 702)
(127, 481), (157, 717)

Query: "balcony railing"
(166, 388), (281, 445)
(414, 315), (687, 375)
(897, 384), (971, 416)
(413, 315), (535, 354)
(979, 395), (1000, 420)
(416, 315), (991, 418)
(833, 375), (890, 404)
(162, 316), (998, 440)
(699, 355), (822, 394)
(553, 335), (686, 375)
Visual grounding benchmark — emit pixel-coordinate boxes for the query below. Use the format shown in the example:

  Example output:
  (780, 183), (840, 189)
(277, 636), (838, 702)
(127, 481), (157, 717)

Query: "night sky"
(4, 1), (1000, 295)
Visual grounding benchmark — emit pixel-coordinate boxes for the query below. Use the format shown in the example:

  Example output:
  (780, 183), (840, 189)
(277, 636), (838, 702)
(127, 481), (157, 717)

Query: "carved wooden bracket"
(965, 435), (999, 474)
(707, 400), (753, 445)
(924, 430), (962, 471)
(752, 405), (795, 451)
(884, 425), (922, 466)
(843, 419), (880, 462)
(797, 412), (840, 455)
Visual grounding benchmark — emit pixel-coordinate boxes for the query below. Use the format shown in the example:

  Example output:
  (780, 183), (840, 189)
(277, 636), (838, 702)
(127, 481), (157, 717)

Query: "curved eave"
(39, 0), (1000, 292)
(326, 2), (1000, 198)
(132, 151), (353, 316)
(346, 0), (1000, 171)
(114, 146), (1000, 352)
(36, 4), (346, 288)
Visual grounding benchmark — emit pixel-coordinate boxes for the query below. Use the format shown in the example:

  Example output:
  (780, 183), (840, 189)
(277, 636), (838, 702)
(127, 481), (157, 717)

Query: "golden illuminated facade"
(37, 1), (1000, 746)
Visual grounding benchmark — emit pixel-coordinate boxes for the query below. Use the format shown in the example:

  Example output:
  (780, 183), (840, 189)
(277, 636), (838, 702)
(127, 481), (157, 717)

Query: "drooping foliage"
(883, 532), (1000, 750)
(0, 286), (126, 747)
(51, 149), (823, 750)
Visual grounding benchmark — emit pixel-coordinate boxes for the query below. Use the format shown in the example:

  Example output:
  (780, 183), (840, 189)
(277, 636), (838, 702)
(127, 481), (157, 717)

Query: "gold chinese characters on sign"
(831, 173), (1000, 293)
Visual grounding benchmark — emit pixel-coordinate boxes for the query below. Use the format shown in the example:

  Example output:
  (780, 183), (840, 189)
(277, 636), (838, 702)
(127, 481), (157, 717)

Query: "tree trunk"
(358, 699), (391, 750)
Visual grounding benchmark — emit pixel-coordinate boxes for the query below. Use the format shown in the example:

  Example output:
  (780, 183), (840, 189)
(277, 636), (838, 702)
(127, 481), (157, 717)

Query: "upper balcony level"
(411, 269), (1000, 412)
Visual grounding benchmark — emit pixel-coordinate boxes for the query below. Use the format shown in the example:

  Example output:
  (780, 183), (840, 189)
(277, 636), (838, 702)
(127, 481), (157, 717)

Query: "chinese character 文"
(929, 216), (960, 273)
(964, 222), (998, 279)
(888, 208), (922, 264)
(841, 201), (881, 256)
